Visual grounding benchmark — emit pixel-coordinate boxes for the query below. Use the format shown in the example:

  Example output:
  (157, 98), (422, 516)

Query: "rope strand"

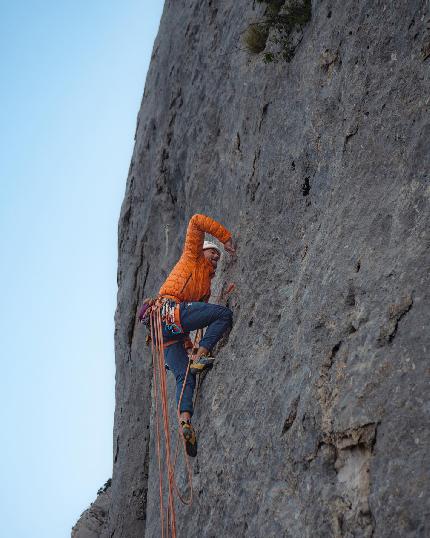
(149, 304), (197, 537)
(146, 290), (234, 536)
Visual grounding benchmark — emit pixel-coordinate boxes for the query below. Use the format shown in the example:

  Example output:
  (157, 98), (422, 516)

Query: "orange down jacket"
(159, 214), (231, 303)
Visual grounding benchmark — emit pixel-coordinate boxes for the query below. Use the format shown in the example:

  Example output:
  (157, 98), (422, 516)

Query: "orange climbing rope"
(147, 283), (236, 537)
(149, 304), (196, 538)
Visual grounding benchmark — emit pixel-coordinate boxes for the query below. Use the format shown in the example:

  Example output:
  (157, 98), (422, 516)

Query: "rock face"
(74, 0), (430, 536)
(72, 484), (111, 538)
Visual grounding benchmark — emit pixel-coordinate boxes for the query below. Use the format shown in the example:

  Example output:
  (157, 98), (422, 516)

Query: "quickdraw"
(160, 299), (182, 334)
(139, 297), (182, 339)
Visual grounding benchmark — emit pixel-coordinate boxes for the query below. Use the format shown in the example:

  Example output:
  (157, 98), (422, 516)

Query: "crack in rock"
(281, 396), (300, 436)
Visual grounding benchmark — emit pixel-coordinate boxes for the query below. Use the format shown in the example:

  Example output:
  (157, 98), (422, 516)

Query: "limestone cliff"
(74, 1), (430, 536)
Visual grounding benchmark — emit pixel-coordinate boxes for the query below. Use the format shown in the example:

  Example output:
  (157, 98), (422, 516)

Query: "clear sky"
(0, 2), (164, 536)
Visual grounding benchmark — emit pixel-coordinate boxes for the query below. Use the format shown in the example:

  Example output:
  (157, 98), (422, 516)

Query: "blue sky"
(0, 2), (164, 536)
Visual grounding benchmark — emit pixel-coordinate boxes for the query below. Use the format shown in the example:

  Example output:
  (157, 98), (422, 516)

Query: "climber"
(158, 213), (235, 457)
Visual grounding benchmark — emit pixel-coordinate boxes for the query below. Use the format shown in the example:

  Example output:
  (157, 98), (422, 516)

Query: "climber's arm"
(182, 214), (232, 261)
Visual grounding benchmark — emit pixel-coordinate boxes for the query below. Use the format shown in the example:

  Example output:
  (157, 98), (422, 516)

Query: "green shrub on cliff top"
(243, 23), (269, 53)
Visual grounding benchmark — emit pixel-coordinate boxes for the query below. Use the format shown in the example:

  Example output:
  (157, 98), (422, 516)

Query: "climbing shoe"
(189, 356), (215, 374)
(181, 420), (197, 458)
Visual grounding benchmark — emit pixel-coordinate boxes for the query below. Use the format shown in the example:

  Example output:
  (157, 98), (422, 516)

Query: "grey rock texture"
(72, 485), (111, 538)
(74, 0), (430, 536)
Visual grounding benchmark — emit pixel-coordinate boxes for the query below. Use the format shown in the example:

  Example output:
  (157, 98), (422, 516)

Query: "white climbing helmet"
(203, 241), (221, 255)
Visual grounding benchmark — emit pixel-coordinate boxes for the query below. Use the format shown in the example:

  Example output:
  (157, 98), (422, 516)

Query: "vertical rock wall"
(74, 0), (430, 536)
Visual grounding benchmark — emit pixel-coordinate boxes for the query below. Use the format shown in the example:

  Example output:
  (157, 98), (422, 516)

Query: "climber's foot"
(192, 346), (209, 361)
(190, 356), (215, 374)
(181, 420), (197, 457)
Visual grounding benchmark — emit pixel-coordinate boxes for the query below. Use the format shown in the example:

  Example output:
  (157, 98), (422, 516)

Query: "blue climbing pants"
(164, 302), (233, 416)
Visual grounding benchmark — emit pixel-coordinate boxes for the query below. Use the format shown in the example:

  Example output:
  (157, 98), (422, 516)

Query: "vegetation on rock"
(243, 0), (312, 63)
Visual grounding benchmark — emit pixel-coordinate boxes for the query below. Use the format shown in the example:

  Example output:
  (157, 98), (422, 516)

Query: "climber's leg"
(164, 341), (196, 418)
(164, 341), (198, 457)
(180, 301), (233, 353)
(180, 419), (197, 458)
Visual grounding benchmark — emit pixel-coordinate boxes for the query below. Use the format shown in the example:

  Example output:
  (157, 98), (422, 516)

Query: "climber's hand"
(224, 238), (236, 255)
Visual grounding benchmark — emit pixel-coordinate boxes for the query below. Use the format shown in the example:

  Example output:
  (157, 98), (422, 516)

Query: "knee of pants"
(221, 306), (233, 327)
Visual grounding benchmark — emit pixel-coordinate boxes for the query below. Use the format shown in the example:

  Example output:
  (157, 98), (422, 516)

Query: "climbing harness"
(140, 297), (182, 333)
(160, 298), (182, 335)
